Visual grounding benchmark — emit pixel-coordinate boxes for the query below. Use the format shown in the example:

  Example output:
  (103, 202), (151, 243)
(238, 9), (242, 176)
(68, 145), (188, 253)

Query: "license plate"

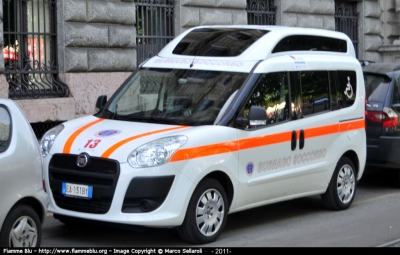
(62, 182), (93, 198)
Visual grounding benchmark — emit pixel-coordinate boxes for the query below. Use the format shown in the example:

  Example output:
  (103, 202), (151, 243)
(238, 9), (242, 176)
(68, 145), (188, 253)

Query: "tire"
(321, 156), (356, 210)
(178, 178), (228, 244)
(0, 204), (41, 247)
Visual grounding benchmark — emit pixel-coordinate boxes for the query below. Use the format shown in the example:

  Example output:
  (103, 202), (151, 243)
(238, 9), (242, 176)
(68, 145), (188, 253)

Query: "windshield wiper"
(105, 109), (123, 120)
(149, 116), (193, 126)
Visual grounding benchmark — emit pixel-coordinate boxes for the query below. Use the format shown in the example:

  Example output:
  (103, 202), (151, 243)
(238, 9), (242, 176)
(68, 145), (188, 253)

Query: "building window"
(136, 0), (175, 66)
(335, 1), (358, 57)
(246, 0), (276, 25)
(3, 0), (69, 99)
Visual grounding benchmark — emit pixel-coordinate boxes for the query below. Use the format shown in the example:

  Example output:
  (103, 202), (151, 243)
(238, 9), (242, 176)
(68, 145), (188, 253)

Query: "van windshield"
(105, 68), (247, 125)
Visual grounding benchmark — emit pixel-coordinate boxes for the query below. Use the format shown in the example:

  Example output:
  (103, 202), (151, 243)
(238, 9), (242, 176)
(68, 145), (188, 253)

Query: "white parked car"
(0, 98), (48, 247)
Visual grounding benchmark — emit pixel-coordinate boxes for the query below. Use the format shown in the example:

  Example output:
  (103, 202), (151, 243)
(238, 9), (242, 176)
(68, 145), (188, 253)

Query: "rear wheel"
(178, 178), (228, 244)
(0, 204), (41, 247)
(321, 156), (356, 210)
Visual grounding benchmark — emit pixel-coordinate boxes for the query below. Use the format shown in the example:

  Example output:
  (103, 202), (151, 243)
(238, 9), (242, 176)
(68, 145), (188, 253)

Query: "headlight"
(128, 136), (188, 168)
(40, 124), (64, 158)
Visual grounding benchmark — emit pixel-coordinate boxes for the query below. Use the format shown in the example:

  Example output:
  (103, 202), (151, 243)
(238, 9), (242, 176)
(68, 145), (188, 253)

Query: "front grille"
(50, 154), (117, 174)
(49, 154), (120, 214)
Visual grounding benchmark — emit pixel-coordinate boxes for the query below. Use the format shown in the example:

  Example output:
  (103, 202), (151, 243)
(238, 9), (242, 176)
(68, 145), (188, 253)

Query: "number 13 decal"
(84, 139), (101, 149)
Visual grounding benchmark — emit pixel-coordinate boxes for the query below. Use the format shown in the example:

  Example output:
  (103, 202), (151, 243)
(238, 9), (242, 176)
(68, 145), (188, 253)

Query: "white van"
(40, 25), (366, 244)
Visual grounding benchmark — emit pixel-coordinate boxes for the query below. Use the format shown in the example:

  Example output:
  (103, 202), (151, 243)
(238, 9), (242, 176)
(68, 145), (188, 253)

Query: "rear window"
(272, 35), (347, 53)
(364, 74), (391, 103)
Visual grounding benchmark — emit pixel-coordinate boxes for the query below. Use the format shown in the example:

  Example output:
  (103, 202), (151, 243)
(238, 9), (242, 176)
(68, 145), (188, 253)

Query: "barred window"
(335, 1), (359, 57)
(136, 0), (175, 66)
(3, 0), (69, 99)
(246, 0), (276, 25)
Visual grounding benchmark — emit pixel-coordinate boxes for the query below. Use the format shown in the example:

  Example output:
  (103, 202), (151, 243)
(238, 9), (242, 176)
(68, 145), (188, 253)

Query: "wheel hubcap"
(196, 188), (225, 237)
(337, 164), (355, 204)
(9, 216), (38, 247)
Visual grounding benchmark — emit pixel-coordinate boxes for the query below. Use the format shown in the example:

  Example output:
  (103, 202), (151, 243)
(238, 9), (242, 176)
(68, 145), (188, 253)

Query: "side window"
(392, 76), (400, 105)
(335, 71), (357, 109)
(290, 71), (330, 118)
(364, 74), (390, 104)
(0, 106), (11, 153)
(300, 71), (330, 116)
(392, 76), (400, 114)
(330, 72), (339, 110)
(243, 72), (289, 128)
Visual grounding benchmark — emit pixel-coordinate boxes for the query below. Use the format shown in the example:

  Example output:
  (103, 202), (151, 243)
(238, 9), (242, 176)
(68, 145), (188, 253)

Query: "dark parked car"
(362, 62), (400, 182)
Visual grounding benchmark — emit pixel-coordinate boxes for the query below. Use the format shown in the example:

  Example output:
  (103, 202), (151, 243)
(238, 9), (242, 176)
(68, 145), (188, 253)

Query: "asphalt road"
(40, 168), (400, 247)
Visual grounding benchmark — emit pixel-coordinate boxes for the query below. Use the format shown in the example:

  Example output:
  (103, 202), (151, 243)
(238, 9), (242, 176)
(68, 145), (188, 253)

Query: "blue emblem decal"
(95, 129), (121, 137)
(246, 162), (254, 176)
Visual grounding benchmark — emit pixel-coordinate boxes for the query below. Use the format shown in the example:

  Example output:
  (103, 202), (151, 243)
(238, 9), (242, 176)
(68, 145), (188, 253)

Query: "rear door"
(287, 70), (337, 194)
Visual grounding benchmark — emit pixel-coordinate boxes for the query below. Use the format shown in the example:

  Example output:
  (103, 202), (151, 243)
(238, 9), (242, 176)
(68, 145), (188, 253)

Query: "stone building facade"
(0, 0), (398, 136)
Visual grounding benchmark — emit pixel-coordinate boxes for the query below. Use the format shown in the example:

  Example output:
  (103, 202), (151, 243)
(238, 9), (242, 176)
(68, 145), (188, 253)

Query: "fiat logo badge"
(77, 153), (89, 168)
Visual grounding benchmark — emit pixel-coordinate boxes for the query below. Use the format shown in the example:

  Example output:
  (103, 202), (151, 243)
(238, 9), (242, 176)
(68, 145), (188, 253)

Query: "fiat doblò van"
(40, 25), (366, 244)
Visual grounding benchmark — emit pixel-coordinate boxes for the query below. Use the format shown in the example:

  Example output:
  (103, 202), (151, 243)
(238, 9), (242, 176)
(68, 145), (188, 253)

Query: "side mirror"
(248, 105), (267, 126)
(235, 106), (267, 129)
(95, 95), (107, 112)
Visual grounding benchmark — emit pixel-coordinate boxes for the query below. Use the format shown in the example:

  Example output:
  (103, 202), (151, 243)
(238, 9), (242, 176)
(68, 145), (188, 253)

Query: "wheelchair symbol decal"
(344, 76), (353, 98)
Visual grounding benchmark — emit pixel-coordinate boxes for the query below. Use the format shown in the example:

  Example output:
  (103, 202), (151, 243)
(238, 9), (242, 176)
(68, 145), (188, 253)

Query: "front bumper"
(44, 154), (194, 227)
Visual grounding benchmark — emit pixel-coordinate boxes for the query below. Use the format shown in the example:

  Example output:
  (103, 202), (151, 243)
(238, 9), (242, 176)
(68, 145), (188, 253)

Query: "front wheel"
(321, 156), (356, 210)
(0, 204), (41, 247)
(178, 178), (228, 244)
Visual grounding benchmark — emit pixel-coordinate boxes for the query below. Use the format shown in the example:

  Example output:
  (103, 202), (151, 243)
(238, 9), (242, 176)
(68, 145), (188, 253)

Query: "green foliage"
(246, 73), (288, 110)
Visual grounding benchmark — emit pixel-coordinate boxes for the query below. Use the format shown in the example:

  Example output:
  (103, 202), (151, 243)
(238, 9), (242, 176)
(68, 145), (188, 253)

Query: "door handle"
(291, 130), (297, 151)
(299, 129), (305, 150)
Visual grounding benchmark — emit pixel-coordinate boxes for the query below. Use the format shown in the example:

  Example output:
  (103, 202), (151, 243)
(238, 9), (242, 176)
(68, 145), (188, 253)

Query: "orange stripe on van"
(304, 124), (339, 139)
(171, 131), (293, 162)
(169, 119), (365, 163)
(170, 141), (239, 162)
(101, 126), (190, 158)
(63, 118), (105, 154)
(238, 131), (293, 150)
(339, 119), (365, 132)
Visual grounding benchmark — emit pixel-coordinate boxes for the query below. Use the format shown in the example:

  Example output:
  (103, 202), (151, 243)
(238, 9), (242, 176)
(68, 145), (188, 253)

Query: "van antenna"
(190, 38), (206, 68)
